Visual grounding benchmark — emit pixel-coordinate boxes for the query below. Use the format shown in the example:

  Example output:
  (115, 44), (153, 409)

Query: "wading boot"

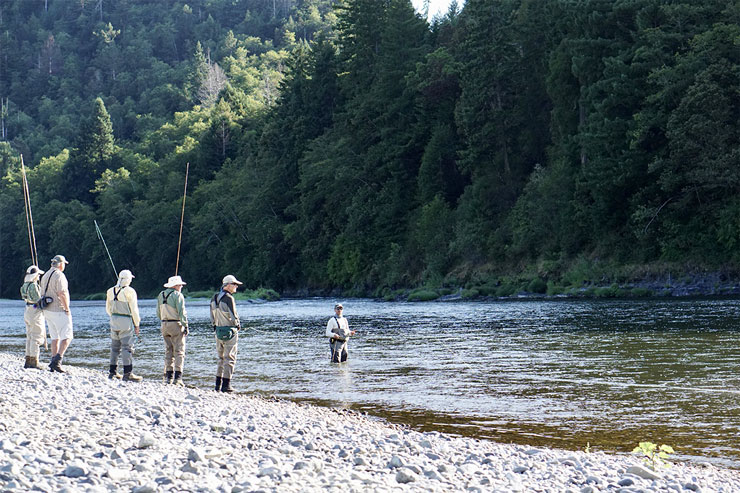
(24, 356), (40, 369)
(122, 365), (142, 382)
(220, 378), (233, 393)
(109, 365), (122, 380)
(215, 376), (222, 391)
(172, 371), (183, 386)
(50, 354), (65, 373)
(164, 371), (174, 384)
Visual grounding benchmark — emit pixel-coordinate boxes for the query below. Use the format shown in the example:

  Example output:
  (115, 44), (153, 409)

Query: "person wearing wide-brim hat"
(105, 270), (142, 382)
(20, 265), (46, 369)
(210, 274), (243, 393)
(38, 254), (73, 372)
(157, 275), (189, 385)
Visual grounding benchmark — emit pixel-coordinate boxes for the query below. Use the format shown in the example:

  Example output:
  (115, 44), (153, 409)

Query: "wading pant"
(24, 305), (45, 358)
(110, 315), (135, 366)
(330, 339), (348, 363)
(161, 321), (186, 372)
(216, 332), (238, 379)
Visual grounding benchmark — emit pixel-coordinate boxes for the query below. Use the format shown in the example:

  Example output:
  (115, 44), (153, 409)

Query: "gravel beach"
(1, 352), (738, 492)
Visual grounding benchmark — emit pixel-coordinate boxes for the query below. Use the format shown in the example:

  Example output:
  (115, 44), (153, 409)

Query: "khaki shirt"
(39, 267), (69, 312)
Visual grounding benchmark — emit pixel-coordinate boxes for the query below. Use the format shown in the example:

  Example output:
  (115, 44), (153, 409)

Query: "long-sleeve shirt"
(105, 285), (141, 327)
(210, 291), (240, 328)
(326, 316), (350, 341)
(157, 288), (188, 327)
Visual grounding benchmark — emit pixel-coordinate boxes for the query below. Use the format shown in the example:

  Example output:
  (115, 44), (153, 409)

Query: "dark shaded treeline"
(0, 0), (738, 298)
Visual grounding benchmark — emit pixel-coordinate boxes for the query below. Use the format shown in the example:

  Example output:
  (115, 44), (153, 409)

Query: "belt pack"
(216, 326), (236, 341)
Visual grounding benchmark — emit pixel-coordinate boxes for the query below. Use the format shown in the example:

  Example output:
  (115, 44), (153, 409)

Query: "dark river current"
(2, 297), (740, 467)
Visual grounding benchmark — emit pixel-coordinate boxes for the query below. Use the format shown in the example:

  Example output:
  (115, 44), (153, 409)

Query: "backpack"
(20, 281), (42, 304)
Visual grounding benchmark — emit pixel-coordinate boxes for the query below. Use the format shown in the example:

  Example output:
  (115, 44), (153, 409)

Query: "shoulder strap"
(162, 290), (173, 304)
(113, 287), (122, 301)
(42, 270), (56, 297)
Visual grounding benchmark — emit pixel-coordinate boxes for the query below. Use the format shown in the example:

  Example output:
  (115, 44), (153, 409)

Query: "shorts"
(46, 310), (74, 340)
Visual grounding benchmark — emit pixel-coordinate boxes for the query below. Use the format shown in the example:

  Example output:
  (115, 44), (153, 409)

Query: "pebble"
(0, 351), (738, 493)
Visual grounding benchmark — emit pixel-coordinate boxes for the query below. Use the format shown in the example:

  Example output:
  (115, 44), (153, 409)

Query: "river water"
(2, 297), (740, 467)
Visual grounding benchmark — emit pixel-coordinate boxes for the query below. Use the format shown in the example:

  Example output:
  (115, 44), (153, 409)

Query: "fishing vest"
(20, 281), (42, 304)
(159, 289), (181, 322)
(110, 286), (132, 317)
(210, 291), (238, 327)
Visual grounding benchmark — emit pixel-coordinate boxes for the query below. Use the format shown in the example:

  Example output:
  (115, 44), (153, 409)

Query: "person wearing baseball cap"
(326, 303), (355, 363)
(210, 274), (243, 393)
(38, 254), (73, 372)
(20, 265), (45, 369)
(157, 275), (189, 385)
(105, 270), (142, 382)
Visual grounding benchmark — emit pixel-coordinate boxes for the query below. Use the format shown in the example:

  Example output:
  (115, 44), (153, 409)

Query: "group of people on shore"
(19, 255), (356, 392)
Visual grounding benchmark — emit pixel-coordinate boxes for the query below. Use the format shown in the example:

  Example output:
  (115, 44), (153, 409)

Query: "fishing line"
(94, 219), (117, 278)
(175, 162), (189, 276)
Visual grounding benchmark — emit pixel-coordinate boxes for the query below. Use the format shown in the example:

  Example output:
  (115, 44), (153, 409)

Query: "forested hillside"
(0, 0), (738, 298)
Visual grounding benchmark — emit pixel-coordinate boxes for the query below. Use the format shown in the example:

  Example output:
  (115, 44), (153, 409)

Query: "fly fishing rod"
(174, 162), (189, 276)
(94, 219), (117, 278)
(94, 220), (140, 343)
(20, 156), (38, 267)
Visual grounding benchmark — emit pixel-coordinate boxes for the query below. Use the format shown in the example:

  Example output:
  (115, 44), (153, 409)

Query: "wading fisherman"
(20, 265), (45, 369)
(105, 270), (142, 382)
(157, 276), (189, 385)
(326, 303), (355, 363)
(210, 275), (242, 393)
(38, 255), (73, 372)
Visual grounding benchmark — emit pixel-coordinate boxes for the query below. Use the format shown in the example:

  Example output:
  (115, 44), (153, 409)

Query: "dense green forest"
(0, 0), (738, 298)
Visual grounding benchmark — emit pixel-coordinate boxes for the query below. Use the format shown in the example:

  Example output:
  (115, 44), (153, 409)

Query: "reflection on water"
(1, 297), (740, 467)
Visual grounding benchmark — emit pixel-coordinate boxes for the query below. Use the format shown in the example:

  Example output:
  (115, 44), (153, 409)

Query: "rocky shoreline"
(1, 352), (738, 492)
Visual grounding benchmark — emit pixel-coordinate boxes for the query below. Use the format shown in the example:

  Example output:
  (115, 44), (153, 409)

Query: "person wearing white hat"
(210, 274), (243, 393)
(326, 303), (355, 363)
(38, 254), (73, 372)
(157, 275), (189, 385)
(20, 265), (46, 369)
(105, 270), (142, 382)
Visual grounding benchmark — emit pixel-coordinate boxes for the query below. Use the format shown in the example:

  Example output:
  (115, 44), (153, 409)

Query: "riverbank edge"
(1, 351), (738, 492)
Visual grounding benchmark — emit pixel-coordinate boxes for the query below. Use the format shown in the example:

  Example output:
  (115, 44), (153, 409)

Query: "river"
(1, 297), (739, 467)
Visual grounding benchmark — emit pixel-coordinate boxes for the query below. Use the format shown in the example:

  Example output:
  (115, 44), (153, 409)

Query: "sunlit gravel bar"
(1, 352), (738, 492)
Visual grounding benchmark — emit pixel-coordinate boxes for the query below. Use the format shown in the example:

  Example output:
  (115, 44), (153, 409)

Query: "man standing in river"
(39, 255), (73, 373)
(157, 275), (189, 385)
(326, 303), (355, 363)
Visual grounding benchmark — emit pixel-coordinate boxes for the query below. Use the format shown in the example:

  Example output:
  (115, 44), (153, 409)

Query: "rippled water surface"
(2, 297), (740, 467)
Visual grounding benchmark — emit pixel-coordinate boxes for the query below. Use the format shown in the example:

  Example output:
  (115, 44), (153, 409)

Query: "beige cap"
(164, 275), (186, 288)
(24, 265), (44, 283)
(222, 275), (243, 286)
(334, 303), (343, 310)
(118, 269), (134, 280)
(51, 254), (69, 265)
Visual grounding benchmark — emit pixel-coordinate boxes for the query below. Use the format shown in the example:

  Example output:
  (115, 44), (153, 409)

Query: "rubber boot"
(215, 376), (222, 391)
(26, 356), (41, 369)
(109, 365), (122, 379)
(50, 354), (65, 373)
(172, 371), (183, 386)
(164, 371), (174, 384)
(122, 365), (142, 382)
(220, 378), (233, 393)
